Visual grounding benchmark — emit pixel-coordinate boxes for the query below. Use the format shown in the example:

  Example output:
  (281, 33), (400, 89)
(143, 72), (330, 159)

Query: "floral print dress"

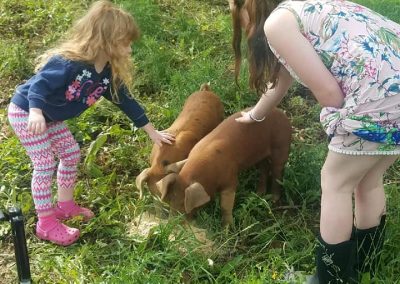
(270, 0), (400, 155)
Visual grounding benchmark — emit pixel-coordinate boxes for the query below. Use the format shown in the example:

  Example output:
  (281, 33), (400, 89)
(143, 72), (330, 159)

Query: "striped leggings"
(7, 103), (81, 215)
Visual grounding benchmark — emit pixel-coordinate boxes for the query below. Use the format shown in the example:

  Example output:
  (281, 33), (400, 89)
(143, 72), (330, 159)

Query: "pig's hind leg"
(256, 159), (271, 196)
(269, 150), (289, 203)
(220, 184), (237, 227)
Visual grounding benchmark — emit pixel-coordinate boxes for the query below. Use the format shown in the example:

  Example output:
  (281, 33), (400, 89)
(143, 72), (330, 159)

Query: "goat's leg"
(220, 187), (236, 227)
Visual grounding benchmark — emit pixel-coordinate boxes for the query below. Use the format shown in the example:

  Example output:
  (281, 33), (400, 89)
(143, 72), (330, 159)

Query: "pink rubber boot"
(54, 200), (94, 221)
(36, 215), (80, 246)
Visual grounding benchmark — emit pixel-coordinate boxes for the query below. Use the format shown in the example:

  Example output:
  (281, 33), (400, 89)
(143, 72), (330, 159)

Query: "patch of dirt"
(186, 225), (214, 255)
(0, 243), (18, 284)
(127, 211), (166, 238)
(127, 211), (214, 254)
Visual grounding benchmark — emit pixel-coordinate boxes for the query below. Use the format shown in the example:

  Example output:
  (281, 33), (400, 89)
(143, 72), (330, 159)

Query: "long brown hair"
(231, 0), (246, 84)
(232, 0), (283, 94)
(35, 0), (140, 100)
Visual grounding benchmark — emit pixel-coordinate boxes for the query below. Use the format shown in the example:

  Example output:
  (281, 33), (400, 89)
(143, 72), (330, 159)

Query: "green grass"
(354, 0), (400, 21)
(0, 0), (399, 283)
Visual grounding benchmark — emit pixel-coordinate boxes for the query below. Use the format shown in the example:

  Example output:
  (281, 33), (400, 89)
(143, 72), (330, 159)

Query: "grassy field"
(1, 0), (399, 283)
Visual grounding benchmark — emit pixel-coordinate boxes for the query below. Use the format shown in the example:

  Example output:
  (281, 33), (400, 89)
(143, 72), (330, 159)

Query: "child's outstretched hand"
(150, 130), (175, 146)
(142, 123), (175, 146)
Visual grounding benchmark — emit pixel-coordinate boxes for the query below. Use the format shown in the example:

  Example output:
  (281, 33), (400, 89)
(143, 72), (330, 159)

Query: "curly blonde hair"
(35, 0), (140, 101)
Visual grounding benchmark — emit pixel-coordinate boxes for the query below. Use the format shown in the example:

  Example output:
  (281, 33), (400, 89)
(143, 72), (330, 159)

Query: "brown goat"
(156, 107), (291, 226)
(135, 84), (224, 198)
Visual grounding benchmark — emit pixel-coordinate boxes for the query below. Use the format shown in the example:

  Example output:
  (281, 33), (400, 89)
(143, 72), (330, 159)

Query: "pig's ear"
(184, 183), (210, 213)
(156, 173), (177, 200)
(165, 159), (187, 174)
(135, 168), (150, 199)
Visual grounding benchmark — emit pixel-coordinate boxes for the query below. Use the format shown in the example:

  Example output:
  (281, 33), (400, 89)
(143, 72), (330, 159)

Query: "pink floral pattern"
(271, 0), (400, 154)
(64, 69), (109, 106)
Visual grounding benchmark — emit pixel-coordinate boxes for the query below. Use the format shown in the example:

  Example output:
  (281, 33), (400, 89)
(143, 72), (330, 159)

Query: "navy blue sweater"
(11, 55), (149, 127)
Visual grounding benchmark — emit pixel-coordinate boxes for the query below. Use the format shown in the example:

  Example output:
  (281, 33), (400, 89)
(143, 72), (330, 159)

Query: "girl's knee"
(61, 154), (81, 167)
(61, 150), (81, 167)
(59, 142), (81, 166)
(32, 159), (57, 172)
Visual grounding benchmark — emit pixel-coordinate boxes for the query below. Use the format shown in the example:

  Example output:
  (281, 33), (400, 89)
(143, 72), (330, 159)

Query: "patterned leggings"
(7, 103), (81, 215)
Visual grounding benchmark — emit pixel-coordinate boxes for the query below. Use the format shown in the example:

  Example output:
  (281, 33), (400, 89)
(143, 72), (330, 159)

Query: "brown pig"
(156, 107), (291, 226)
(135, 84), (224, 198)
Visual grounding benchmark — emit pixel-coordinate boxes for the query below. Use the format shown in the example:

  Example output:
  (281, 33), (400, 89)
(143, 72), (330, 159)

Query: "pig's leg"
(220, 187), (236, 226)
(256, 159), (270, 195)
(270, 152), (288, 202)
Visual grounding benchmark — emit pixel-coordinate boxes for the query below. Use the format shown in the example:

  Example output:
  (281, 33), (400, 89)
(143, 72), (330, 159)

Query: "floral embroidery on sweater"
(65, 69), (109, 106)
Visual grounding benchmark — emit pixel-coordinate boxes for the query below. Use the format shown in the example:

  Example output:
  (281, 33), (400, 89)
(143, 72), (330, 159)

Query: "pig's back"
(189, 108), (290, 169)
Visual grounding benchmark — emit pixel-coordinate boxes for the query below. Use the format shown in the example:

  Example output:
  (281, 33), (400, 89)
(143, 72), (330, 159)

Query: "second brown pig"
(156, 107), (291, 226)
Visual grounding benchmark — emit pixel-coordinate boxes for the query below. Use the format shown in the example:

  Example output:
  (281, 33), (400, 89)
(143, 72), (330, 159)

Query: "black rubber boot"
(314, 235), (358, 284)
(355, 215), (386, 278)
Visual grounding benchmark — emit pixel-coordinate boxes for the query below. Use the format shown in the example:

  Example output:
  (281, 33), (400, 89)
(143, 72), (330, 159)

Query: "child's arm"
(26, 55), (70, 134)
(106, 85), (175, 146)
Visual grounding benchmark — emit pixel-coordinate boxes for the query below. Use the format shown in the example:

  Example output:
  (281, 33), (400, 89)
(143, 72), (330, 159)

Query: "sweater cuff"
(29, 98), (45, 110)
(134, 114), (150, 128)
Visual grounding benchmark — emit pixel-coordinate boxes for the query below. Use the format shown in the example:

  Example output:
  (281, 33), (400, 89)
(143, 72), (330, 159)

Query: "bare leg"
(354, 155), (398, 229)
(320, 151), (386, 244)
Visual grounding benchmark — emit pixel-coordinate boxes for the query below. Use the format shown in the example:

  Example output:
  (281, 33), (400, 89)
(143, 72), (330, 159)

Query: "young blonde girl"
(7, 0), (174, 246)
(233, 0), (399, 282)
